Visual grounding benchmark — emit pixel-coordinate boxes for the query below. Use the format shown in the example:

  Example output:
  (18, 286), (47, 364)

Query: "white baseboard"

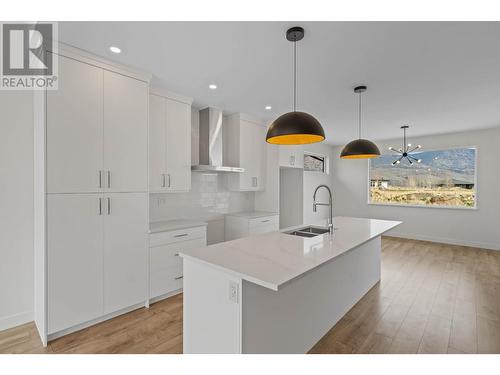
(149, 288), (182, 305)
(386, 231), (500, 251)
(47, 301), (147, 341)
(0, 310), (33, 332)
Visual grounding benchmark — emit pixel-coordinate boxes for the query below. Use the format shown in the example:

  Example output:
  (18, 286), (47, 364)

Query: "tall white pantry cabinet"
(34, 45), (151, 345)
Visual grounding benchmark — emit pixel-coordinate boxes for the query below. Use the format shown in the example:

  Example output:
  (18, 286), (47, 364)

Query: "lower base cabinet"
(47, 194), (104, 334)
(103, 193), (148, 314)
(47, 193), (148, 335)
(149, 226), (207, 300)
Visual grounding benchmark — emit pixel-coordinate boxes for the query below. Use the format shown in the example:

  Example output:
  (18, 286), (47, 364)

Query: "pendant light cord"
(293, 40), (297, 112)
(358, 91), (362, 139)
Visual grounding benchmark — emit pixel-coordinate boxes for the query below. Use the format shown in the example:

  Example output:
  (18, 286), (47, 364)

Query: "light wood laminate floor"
(1, 237), (500, 354)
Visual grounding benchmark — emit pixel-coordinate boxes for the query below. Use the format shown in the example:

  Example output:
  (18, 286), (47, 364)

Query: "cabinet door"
(47, 194), (104, 334)
(253, 124), (267, 190)
(149, 238), (206, 299)
(103, 71), (148, 192)
(165, 98), (191, 192)
(103, 193), (148, 314)
(149, 94), (167, 191)
(238, 120), (257, 190)
(47, 56), (103, 193)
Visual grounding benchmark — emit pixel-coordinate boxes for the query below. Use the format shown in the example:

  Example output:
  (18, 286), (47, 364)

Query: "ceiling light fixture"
(266, 27), (325, 145)
(109, 46), (121, 54)
(265, 106), (272, 110)
(209, 84), (217, 90)
(340, 86), (381, 159)
(388, 125), (422, 166)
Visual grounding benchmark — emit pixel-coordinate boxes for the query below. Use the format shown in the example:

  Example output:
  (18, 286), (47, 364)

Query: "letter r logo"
(2, 23), (53, 75)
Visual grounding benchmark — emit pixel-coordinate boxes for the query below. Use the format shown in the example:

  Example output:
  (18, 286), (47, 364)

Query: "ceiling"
(59, 21), (500, 145)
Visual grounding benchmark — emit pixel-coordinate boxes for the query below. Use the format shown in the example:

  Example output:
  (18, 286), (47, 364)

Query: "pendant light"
(340, 86), (381, 159)
(388, 125), (422, 165)
(266, 27), (325, 145)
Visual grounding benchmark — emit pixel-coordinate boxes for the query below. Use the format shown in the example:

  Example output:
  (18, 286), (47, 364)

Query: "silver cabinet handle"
(174, 253), (179, 256)
(98, 197), (102, 215)
(167, 173), (171, 188)
(107, 170), (111, 188)
(261, 219), (270, 223)
(290, 155), (295, 165)
(161, 174), (166, 188)
(174, 233), (188, 238)
(174, 276), (183, 280)
(107, 197), (111, 215)
(98, 170), (103, 188)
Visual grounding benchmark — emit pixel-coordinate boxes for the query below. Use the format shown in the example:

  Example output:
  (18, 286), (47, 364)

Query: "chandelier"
(388, 125), (422, 166)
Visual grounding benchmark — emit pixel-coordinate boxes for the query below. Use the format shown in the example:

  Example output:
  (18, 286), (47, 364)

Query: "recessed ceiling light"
(265, 106), (272, 110)
(209, 84), (217, 90)
(109, 46), (121, 54)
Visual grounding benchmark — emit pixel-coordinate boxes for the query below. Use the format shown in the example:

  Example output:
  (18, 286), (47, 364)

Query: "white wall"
(331, 127), (500, 250)
(279, 168), (303, 228)
(0, 91), (34, 330)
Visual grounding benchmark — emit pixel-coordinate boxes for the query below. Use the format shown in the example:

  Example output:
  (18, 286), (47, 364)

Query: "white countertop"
(225, 211), (279, 219)
(149, 219), (208, 234)
(180, 216), (401, 291)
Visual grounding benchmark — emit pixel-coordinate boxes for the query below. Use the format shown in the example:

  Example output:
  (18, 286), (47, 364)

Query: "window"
(304, 153), (327, 173)
(369, 147), (477, 208)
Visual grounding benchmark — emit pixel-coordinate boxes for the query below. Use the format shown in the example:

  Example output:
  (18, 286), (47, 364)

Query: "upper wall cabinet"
(226, 113), (266, 191)
(47, 56), (104, 193)
(103, 71), (148, 193)
(47, 56), (148, 193)
(279, 145), (304, 168)
(149, 90), (193, 193)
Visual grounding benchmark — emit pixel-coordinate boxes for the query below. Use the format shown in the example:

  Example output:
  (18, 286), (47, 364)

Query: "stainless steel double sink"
(284, 226), (331, 238)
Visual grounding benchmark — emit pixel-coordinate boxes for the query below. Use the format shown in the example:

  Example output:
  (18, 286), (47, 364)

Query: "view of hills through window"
(369, 147), (476, 208)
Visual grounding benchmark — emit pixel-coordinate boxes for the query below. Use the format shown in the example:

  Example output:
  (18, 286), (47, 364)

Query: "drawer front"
(149, 225), (206, 246)
(150, 238), (205, 298)
(249, 222), (279, 236)
(248, 215), (279, 228)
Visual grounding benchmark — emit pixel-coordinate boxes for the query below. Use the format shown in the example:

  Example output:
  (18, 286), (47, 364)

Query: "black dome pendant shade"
(340, 86), (380, 159)
(266, 27), (325, 145)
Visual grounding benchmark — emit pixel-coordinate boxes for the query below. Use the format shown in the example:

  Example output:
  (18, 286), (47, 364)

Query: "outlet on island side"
(228, 281), (239, 304)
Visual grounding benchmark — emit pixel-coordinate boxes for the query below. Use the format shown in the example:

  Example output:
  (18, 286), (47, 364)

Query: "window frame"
(304, 152), (329, 174)
(367, 145), (478, 210)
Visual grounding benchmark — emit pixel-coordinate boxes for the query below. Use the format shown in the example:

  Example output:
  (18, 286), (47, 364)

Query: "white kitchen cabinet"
(225, 212), (279, 241)
(149, 224), (207, 300)
(103, 71), (148, 193)
(47, 194), (104, 334)
(226, 114), (266, 191)
(149, 94), (167, 191)
(103, 193), (148, 314)
(35, 44), (152, 343)
(279, 145), (304, 168)
(149, 90), (192, 192)
(46, 56), (103, 193)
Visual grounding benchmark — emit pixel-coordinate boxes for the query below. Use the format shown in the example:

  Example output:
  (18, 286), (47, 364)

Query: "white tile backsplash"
(150, 173), (255, 244)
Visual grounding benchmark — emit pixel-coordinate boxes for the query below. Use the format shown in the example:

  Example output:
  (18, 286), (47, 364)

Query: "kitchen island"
(179, 216), (401, 353)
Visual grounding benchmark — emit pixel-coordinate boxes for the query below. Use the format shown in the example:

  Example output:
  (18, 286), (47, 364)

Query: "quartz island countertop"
(179, 216), (401, 291)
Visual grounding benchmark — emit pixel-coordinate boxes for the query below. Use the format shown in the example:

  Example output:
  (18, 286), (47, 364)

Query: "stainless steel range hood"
(191, 107), (244, 173)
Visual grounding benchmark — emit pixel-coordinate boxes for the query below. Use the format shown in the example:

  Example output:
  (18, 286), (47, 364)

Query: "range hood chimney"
(191, 107), (244, 173)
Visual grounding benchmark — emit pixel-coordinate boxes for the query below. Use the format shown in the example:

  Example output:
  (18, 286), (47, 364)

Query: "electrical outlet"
(228, 281), (239, 304)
